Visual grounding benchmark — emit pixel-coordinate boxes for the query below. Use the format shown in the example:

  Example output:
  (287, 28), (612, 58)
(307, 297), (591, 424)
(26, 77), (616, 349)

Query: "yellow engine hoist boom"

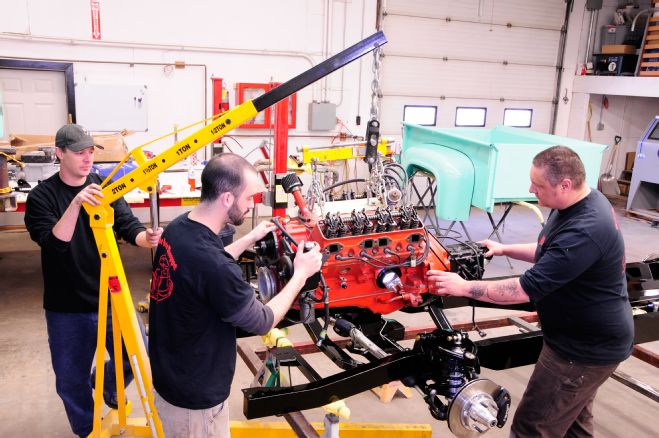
(82, 32), (386, 437)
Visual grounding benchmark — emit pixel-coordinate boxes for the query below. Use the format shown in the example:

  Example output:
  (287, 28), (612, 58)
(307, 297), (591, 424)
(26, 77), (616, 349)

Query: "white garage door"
(378, 0), (567, 135)
(0, 68), (68, 136)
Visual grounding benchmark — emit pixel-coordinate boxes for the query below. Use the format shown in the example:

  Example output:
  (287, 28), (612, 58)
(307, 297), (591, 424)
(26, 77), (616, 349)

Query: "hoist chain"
(369, 46), (382, 121)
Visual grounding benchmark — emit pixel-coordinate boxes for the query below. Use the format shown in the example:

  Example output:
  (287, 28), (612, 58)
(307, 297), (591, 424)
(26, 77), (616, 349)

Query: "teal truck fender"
(402, 146), (475, 222)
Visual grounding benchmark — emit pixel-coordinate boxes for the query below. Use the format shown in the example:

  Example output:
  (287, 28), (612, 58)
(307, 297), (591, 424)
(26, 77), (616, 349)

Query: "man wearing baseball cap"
(54, 123), (105, 151)
(24, 123), (163, 437)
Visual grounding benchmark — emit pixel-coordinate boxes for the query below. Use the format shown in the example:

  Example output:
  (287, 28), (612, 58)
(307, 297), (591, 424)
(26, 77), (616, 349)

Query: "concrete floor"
(1, 203), (658, 437)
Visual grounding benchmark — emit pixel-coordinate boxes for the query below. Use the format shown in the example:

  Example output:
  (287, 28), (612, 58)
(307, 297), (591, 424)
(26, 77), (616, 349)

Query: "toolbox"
(593, 54), (638, 76)
(92, 161), (138, 182)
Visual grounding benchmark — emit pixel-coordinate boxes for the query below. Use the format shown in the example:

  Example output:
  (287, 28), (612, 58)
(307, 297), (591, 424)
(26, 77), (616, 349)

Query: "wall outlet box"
(308, 102), (337, 131)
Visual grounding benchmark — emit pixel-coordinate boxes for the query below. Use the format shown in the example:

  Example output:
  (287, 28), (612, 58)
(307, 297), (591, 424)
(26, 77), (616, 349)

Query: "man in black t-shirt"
(427, 146), (633, 437)
(148, 153), (322, 437)
(24, 124), (163, 438)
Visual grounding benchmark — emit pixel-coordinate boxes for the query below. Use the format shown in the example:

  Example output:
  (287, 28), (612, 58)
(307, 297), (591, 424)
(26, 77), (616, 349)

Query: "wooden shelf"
(572, 76), (659, 97)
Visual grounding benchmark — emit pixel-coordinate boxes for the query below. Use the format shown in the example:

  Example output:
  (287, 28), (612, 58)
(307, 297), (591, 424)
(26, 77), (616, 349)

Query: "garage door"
(378, 0), (567, 135)
(0, 68), (68, 136)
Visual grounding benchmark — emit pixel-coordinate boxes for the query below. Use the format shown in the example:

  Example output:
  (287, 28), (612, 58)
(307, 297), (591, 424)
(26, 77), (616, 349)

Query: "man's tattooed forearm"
(469, 283), (486, 299)
(486, 279), (521, 303)
(465, 279), (527, 304)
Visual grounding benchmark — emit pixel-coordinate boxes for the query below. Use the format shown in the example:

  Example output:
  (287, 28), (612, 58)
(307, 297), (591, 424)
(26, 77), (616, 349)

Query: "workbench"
(0, 168), (203, 230)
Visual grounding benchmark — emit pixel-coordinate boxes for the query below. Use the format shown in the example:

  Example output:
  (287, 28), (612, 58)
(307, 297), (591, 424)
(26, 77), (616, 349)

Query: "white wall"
(0, 0), (378, 159)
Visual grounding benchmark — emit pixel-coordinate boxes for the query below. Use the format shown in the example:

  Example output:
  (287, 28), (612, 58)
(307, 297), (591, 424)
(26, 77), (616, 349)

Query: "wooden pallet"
(638, 3), (659, 76)
(625, 208), (659, 224)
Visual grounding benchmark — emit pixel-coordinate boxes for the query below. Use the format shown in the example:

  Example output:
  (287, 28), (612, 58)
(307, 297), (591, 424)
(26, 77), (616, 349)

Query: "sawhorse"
(409, 173), (473, 241)
(485, 202), (515, 269)
(410, 174), (541, 270)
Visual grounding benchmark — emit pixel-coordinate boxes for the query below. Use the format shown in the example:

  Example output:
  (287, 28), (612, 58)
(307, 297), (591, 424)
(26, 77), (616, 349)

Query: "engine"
(255, 175), (486, 317)
(255, 203), (453, 314)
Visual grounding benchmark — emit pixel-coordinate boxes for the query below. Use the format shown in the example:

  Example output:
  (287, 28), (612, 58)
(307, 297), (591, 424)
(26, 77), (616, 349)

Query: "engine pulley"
(255, 231), (279, 265)
(257, 267), (278, 303)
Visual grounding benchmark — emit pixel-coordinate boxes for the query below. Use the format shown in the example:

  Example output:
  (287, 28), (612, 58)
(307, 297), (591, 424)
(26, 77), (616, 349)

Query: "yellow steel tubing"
(87, 211), (163, 437)
(90, 244), (110, 435)
(92, 100), (257, 206)
(229, 421), (432, 438)
(301, 139), (390, 164)
(111, 308), (127, 426)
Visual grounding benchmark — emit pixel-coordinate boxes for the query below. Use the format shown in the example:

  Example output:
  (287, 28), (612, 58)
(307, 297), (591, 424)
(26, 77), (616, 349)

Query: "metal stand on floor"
(409, 174), (438, 232)
(443, 220), (473, 242)
(410, 175), (519, 249)
(486, 202), (515, 269)
(409, 174), (471, 241)
(409, 176), (547, 271)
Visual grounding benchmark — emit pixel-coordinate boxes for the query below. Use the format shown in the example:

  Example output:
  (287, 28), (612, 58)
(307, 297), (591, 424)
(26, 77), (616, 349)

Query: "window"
(403, 105), (437, 126)
(455, 107), (486, 127)
(503, 108), (533, 128)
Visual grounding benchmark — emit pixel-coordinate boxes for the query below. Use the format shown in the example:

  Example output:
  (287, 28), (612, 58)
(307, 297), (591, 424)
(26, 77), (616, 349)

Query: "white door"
(378, 0), (567, 134)
(0, 68), (68, 136)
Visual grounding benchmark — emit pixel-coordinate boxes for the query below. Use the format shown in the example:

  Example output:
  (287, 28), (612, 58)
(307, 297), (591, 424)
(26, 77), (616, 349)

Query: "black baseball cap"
(55, 124), (104, 151)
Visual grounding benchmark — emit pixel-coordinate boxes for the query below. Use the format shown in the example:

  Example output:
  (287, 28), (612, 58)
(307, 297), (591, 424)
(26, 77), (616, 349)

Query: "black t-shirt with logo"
(520, 190), (633, 365)
(149, 213), (273, 409)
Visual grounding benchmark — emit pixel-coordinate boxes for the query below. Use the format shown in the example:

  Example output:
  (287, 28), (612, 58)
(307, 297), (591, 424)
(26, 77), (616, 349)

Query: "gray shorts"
(154, 391), (230, 438)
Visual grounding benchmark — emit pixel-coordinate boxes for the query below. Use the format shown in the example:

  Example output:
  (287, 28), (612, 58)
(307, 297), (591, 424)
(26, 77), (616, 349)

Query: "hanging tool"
(596, 95), (608, 131)
(599, 135), (622, 195)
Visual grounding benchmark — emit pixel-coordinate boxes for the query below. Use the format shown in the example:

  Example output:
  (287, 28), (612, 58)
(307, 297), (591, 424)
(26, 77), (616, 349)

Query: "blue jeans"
(45, 310), (134, 438)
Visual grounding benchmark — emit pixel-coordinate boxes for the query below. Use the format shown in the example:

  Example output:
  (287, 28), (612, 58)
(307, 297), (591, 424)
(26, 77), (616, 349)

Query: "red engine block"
(263, 207), (453, 315)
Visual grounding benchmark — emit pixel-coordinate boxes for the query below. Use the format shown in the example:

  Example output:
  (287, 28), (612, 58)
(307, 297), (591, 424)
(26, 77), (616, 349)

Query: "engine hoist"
(83, 31), (389, 438)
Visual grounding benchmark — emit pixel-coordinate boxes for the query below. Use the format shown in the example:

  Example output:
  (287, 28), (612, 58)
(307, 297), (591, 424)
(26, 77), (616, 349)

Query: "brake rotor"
(447, 379), (501, 437)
